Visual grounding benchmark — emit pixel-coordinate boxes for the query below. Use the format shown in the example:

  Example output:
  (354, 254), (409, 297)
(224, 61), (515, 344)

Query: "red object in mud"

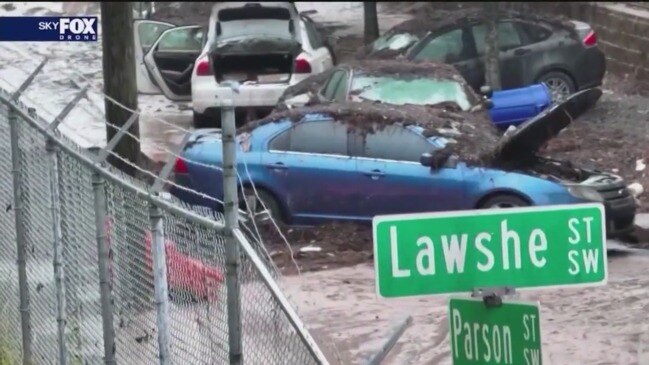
(144, 231), (224, 301)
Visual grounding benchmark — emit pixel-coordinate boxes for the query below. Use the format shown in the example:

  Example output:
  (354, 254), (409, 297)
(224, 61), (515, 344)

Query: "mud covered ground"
(260, 222), (373, 275)
(544, 74), (649, 213)
(285, 252), (649, 365)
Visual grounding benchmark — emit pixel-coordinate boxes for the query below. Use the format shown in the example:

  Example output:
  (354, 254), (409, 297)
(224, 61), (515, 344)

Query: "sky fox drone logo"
(38, 17), (97, 41)
(0, 16), (97, 42)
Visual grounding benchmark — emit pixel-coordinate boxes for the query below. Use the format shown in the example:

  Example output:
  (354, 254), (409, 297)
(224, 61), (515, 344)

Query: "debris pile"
(279, 59), (479, 105)
(543, 95), (649, 212)
(262, 222), (373, 274)
(244, 101), (501, 165)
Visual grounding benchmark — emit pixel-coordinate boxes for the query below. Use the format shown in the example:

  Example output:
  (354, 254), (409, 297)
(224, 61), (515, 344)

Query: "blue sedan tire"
(241, 187), (284, 225)
(479, 194), (530, 210)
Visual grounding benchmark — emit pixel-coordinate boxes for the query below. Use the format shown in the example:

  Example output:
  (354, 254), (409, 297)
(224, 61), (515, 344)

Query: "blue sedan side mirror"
(420, 153), (433, 167)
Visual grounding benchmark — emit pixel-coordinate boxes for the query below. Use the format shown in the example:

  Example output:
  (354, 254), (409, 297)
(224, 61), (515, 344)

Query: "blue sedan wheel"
(241, 188), (284, 225)
(479, 195), (530, 210)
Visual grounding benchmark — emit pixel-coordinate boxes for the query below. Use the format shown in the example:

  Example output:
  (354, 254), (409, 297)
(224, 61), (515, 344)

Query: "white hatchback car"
(134, 2), (335, 128)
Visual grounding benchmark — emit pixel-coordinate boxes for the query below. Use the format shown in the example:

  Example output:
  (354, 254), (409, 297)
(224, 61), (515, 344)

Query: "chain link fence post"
(149, 203), (171, 364)
(222, 98), (243, 365)
(42, 108), (68, 365)
(92, 171), (116, 365)
(8, 107), (33, 365)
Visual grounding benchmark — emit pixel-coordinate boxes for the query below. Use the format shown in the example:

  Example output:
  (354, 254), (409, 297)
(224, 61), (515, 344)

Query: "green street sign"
(373, 204), (607, 298)
(449, 297), (542, 365)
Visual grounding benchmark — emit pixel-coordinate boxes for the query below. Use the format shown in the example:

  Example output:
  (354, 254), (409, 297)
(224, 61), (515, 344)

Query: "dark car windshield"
(349, 74), (477, 111)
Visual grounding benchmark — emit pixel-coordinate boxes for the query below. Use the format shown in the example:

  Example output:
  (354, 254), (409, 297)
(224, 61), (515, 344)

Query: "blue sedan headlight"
(566, 185), (604, 202)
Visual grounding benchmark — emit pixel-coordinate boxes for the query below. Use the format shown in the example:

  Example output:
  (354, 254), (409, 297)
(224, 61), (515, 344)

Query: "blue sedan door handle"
(363, 169), (385, 180)
(265, 162), (288, 171)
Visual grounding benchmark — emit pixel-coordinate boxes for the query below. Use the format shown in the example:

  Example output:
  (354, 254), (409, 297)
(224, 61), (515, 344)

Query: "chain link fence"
(0, 104), (22, 364)
(0, 77), (329, 364)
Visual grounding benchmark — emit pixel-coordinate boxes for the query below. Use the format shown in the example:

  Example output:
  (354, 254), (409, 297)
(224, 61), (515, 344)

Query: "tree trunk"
(484, 2), (502, 91)
(364, 2), (380, 44)
(101, 2), (140, 177)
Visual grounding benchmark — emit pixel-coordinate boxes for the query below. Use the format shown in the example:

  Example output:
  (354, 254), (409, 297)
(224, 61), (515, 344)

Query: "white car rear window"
(217, 6), (293, 40)
(220, 19), (292, 39)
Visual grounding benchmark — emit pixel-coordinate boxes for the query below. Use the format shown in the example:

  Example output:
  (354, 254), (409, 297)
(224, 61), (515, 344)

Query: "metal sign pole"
(221, 81), (243, 365)
(471, 286), (517, 308)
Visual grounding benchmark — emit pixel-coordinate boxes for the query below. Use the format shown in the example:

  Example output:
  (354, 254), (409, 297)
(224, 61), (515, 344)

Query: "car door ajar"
(137, 24), (204, 101)
(261, 119), (360, 224)
(303, 16), (334, 72)
(133, 20), (174, 94)
(351, 125), (467, 218)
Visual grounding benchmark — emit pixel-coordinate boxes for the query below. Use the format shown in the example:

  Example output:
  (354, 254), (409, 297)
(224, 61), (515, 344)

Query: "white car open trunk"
(209, 2), (303, 84)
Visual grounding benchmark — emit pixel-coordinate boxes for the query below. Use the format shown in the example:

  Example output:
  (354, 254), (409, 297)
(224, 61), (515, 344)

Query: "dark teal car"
(358, 10), (605, 102)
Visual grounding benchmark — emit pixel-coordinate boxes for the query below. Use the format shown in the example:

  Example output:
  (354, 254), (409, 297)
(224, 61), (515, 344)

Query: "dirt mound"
(261, 222), (373, 274)
(278, 68), (338, 103)
(279, 59), (478, 107)
(542, 93), (649, 212)
(244, 101), (500, 165)
(348, 59), (466, 80)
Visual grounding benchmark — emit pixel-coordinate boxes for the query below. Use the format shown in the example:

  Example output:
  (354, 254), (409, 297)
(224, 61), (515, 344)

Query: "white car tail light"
(294, 58), (311, 74)
(196, 57), (213, 76)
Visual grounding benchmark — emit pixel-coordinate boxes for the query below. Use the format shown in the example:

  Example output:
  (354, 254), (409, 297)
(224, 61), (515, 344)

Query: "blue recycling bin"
(489, 83), (553, 129)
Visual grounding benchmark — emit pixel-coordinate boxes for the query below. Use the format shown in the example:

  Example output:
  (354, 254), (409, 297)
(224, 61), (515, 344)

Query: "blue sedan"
(170, 90), (635, 236)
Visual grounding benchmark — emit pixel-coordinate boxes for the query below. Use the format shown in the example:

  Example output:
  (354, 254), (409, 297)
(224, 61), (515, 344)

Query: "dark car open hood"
(210, 36), (302, 57)
(491, 87), (603, 162)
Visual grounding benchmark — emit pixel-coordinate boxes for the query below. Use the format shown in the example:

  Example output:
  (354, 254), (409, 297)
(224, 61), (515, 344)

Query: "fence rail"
(0, 61), (328, 364)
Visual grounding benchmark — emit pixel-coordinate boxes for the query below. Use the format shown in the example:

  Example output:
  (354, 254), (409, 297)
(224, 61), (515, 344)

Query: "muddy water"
(138, 106), (192, 163)
(281, 250), (649, 365)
